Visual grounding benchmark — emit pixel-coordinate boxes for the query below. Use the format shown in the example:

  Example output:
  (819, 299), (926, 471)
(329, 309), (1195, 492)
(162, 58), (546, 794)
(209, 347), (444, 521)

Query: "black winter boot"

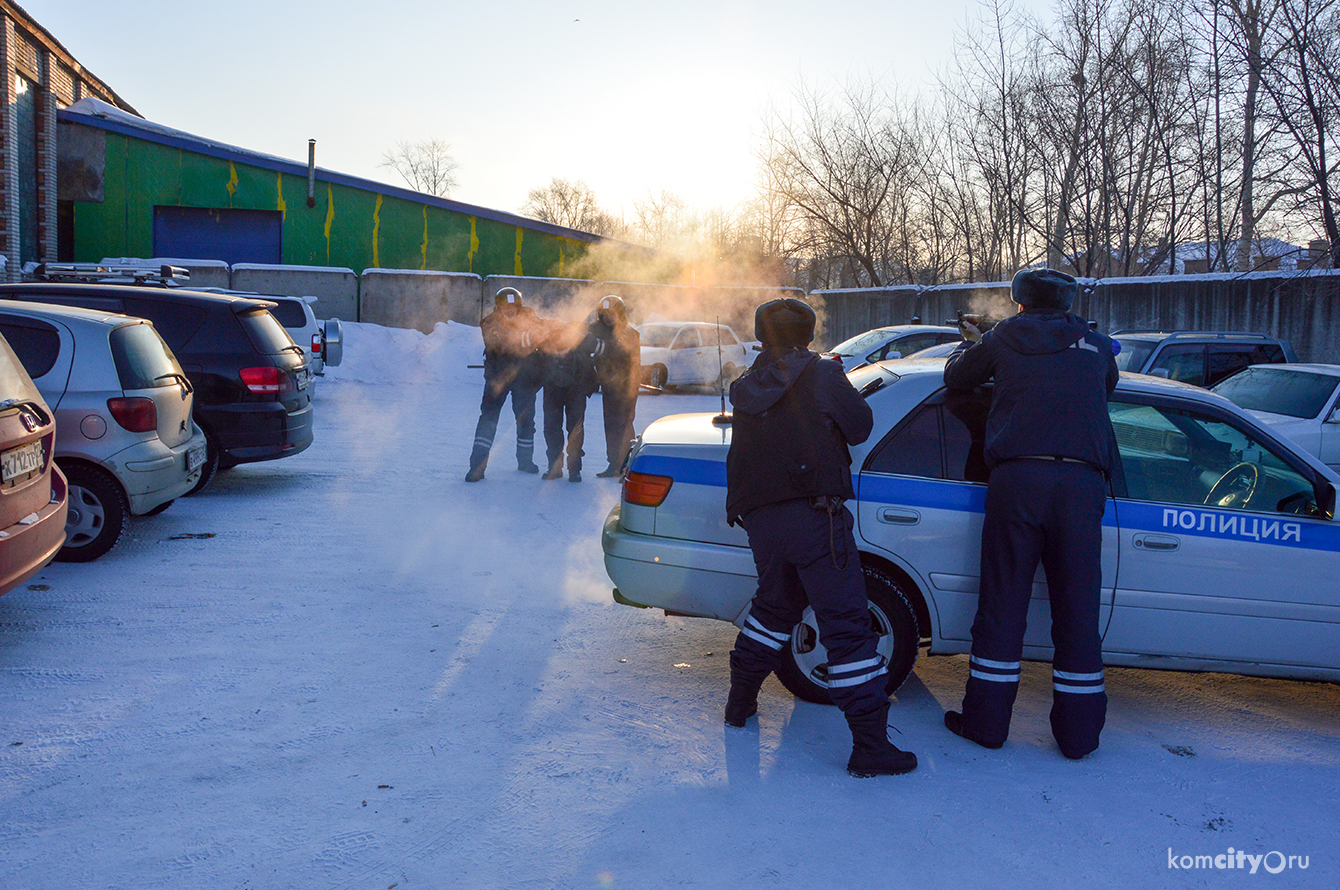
(724, 682), (761, 727)
(846, 704), (917, 777)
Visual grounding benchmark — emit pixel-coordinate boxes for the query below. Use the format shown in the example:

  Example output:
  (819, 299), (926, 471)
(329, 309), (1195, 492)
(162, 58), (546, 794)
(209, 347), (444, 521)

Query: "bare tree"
(521, 177), (626, 237)
(379, 139), (459, 197)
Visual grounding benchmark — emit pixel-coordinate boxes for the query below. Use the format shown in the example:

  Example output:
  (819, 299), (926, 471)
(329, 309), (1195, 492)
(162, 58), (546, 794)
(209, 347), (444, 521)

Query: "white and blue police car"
(602, 358), (1340, 704)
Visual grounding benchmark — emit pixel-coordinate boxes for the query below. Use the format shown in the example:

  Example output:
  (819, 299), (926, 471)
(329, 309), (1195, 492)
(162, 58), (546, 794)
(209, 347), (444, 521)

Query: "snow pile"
(325, 320), (482, 387)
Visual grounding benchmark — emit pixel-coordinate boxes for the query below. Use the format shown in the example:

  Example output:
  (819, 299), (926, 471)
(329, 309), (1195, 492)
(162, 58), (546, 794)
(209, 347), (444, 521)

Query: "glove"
(958, 318), (983, 343)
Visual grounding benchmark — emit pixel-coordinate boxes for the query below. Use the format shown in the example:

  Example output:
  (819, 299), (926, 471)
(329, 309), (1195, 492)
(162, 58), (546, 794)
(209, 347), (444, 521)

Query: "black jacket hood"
(730, 348), (817, 414)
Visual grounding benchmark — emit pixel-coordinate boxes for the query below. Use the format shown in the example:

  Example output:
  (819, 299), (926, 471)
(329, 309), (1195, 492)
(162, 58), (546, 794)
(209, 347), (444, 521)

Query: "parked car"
(0, 331), (67, 590)
(638, 322), (749, 390)
(0, 302), (207, 561)
(0, 283), (314, 494)
(1112, 331), (1295, 388)
(602, 358), (1340, 703)
(1212, 363), (1340, 473)
(822, 324), (962, 370)
(258, 295), (342, 384)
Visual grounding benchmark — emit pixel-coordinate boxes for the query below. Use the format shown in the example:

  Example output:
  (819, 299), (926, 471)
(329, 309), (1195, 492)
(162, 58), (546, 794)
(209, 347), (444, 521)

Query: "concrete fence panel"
(361, 270), (483, 332)
(231, 264), (359, 321)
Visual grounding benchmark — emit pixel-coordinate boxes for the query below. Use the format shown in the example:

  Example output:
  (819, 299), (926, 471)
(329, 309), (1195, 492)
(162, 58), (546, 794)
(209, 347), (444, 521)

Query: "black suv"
(1111, 331), (1297, 388)
(0, 283), (314, 491)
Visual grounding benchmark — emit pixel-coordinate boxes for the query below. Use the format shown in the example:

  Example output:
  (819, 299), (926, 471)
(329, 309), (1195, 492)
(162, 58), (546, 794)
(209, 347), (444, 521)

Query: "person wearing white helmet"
(589, 294), (640, 477)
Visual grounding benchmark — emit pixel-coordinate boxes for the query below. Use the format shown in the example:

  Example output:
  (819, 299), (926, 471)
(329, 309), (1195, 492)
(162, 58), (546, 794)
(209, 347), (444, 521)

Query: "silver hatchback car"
(0, 301), (207, 561)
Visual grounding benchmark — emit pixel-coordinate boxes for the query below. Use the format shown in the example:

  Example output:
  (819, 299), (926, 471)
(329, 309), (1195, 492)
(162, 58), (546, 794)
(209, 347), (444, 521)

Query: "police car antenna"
(712, 315), (732, 425)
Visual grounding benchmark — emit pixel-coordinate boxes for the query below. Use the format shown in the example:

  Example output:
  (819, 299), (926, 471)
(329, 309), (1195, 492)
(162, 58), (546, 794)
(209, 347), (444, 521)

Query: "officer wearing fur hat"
(465, 287), (545, 482)
(943, 268), (1118, 759)
(723, 298), (918, 778)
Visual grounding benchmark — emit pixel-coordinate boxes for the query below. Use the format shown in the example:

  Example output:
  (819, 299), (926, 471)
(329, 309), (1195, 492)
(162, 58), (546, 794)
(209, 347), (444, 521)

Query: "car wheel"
(774, 564), (920, 705)
(56, 464), (128, 563)
(185, 431), (221, 496)
(647, 364), (668, 392)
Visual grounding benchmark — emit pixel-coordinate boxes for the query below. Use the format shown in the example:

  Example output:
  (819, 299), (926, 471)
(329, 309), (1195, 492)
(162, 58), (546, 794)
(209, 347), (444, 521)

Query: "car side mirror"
(1324, 406), (1340, 425)
(1150, 368), (1171, 379)
(1317, 480), (1337, 519)
(888, 350), (903, 360)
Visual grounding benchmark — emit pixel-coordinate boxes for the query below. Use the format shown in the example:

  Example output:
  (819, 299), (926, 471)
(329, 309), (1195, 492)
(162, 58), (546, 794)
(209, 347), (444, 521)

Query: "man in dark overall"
(465, 287), (545, 482)
(942, 268), (1119, 759)
(590, 295), (641, 477)
(538, 318), (599, 483)
(723, 298), (917, 778)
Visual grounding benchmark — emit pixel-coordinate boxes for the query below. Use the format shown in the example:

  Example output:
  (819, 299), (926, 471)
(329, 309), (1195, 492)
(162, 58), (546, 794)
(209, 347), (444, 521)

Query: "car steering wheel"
(1205, 461), (1259, 509)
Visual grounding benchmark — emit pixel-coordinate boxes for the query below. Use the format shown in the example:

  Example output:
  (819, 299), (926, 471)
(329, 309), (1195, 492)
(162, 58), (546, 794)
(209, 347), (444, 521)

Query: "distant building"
(1059, 237), (1313, 278)
(2, 0), (135, 276)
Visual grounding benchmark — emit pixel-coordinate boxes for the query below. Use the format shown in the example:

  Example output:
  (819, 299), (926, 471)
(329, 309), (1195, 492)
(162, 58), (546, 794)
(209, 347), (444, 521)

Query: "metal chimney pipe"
(306, 140), (317, 208)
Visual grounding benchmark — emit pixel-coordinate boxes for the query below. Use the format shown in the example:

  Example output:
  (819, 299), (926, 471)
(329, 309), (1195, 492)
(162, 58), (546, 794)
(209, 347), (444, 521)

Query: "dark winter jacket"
(481, 306), (544, 388)
(943, 309), (1119, 472)
(539, 320), (599, 395)
(591, 318), (641, 398)
(726, 348), (874, 523)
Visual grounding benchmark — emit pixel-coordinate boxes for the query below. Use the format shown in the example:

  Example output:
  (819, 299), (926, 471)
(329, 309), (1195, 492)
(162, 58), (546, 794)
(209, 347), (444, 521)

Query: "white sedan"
(603, 358), (1340, 704)
(637, 322), (749, 390)
(1212, 363), (1340, 473)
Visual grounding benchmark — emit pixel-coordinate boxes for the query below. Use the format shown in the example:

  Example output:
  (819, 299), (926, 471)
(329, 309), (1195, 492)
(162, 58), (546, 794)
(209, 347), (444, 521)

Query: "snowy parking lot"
(2, 321), (1337, 889)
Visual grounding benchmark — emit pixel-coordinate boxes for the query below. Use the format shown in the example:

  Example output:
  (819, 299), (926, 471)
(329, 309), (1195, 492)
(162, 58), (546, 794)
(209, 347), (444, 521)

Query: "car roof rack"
(1110, 329), (1270, 340)
(21, 261), (190, 285)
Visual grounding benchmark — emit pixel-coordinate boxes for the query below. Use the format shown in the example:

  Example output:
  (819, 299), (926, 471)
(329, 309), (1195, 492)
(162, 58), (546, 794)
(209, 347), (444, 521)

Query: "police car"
(602, 358), (1340, 704)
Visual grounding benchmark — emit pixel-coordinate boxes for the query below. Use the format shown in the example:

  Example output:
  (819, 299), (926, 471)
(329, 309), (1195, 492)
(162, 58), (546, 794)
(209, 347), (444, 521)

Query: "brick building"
(1, 1), (135, 278)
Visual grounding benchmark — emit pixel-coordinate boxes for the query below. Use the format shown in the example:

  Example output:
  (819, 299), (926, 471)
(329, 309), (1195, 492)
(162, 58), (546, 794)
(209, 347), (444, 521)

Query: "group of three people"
(466, 288), (640, 484)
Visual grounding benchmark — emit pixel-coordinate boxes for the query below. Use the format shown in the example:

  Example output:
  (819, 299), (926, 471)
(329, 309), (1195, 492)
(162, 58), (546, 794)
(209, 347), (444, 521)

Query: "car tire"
(646, 364), (668, 392)
(774, 564), (920, 705)
(185, 431), (221, 496)
(56, 464), (128, 563)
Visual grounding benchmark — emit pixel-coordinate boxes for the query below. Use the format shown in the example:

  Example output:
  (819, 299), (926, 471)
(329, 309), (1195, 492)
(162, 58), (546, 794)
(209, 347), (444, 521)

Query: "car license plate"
(1, 440), (43, 483)
(186, 444), (206, 473)
(297, 368), (308, 391)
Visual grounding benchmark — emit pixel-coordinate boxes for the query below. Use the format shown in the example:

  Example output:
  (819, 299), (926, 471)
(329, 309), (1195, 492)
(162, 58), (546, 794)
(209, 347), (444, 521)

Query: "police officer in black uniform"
(942, 268), (1119, 759)
(538, 318), (599, 482)
(465, 287), (545, 482)
(590, 295), (640, 477)
(723, 298), (917, 778)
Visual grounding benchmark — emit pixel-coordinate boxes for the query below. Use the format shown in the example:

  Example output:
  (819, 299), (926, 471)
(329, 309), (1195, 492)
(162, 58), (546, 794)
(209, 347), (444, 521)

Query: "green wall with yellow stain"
(71, 130), (596, 279)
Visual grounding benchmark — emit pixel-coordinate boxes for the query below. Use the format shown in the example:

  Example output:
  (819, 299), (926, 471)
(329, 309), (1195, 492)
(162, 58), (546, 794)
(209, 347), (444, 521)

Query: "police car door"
(1103, 394), (1340, 669)
(858, 387), (1117, 652)
(667, 326), (702, 385)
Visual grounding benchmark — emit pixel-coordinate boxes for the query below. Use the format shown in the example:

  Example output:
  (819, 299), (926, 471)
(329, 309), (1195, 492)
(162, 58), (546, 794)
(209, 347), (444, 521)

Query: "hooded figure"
(722, 298), (918, 778)
(942, 268), (1119, 759)
(589, 295), (641, 477)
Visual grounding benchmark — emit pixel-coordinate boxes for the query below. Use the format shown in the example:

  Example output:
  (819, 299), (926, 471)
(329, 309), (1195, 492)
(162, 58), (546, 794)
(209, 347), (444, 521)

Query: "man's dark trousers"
(960, 459), (1108, 758)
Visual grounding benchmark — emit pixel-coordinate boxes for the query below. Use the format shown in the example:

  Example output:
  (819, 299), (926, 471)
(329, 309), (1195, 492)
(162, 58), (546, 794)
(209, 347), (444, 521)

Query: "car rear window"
(238, 309), (301, 356)
(1213, 367), (1340, 419)
(0, 332), (43, 401)
(266, 299), (308, 328)
(0, 317), (61, 380)
(110, 323), (185, 390)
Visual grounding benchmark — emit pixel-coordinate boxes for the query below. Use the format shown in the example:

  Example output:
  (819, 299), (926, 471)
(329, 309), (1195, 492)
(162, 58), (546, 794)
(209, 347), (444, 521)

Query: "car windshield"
(638, 326), (679, 348)
(110, 322), (185, 390)
(1212, 367), (1340, 419)
(829, 329), (891, 357)
(1114, 338), (1156, 372)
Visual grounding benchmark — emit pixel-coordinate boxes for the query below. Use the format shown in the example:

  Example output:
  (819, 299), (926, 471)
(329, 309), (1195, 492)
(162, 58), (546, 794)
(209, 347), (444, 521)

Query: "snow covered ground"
(2, 320), (1337, 889)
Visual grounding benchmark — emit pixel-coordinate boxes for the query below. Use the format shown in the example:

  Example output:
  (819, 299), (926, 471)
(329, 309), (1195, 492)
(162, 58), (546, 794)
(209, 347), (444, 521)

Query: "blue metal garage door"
(153, 206), (282, 264)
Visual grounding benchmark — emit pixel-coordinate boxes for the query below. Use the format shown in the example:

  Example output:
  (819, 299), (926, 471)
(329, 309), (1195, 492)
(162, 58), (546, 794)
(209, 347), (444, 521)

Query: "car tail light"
(239, 366), (294, 396)
(623, 471), (674, 507)
(107, 397), (157, 433)
(311, 333), (323, 357)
